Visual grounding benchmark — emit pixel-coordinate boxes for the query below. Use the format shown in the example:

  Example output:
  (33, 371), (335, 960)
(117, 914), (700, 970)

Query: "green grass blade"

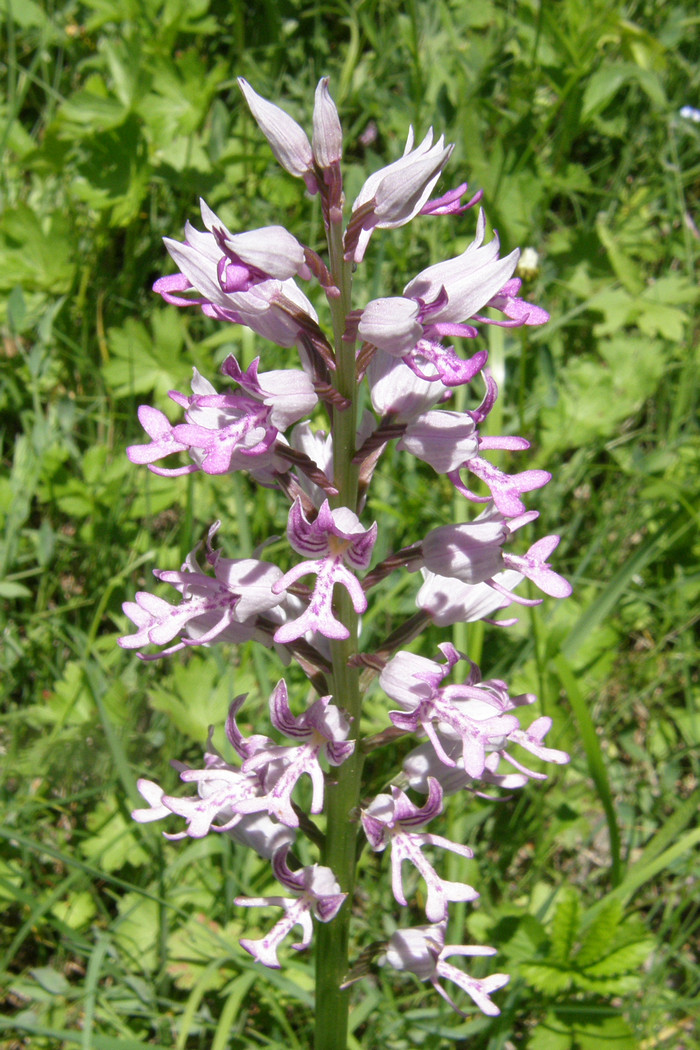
(561, 509), (694, 661)
(0, 1018), (172, 1050)
(553, 653), (622, 887)
(82, 932), (113, 1050)
(210, 971), (257, 1050)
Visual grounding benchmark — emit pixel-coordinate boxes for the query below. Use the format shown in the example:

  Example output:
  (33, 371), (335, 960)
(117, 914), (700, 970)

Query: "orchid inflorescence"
(121, 76), (571, 1036)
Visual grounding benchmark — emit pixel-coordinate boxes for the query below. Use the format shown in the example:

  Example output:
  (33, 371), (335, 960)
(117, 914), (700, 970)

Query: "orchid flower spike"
(127, 75), (574, 1040)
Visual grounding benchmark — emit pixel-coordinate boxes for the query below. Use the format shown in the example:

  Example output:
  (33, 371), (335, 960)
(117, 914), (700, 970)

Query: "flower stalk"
(315, 174), (364, 1050)
(121, 77), (571, 1050)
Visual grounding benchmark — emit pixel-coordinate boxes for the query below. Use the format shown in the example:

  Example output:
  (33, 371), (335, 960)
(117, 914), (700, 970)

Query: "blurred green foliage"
(1, 0), (699, 1047)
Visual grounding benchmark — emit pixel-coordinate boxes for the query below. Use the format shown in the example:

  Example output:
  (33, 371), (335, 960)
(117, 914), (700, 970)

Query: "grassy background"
(1, 0), (699, 1047)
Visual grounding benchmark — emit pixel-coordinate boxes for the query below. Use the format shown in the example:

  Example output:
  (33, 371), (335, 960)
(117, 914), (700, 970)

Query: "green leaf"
(29, 967), (71, 995)
(576, 1014), (637, 1050)
(582, 65), (633, 118)
(492, 912), (549, 963)
(0, 580), (32, 598)
(527, 1012), (573, 1050)
(519, 961), (572, 995)
(82, 799), (149, 873)
(167, 914), (244, 991)
(51, 890), (98, 931)
(101, 38), (143, 110)
(113, 893), (160, 974)
(575, 899), (623, 967)
(56, 75), (130, 134)
(148, 655), (255, 743)
(137, 53), (226, 147)
(103, 310), (190, 401)
(581, 938), (655, 980)
(70, 116), (150, 226)
(529, 1009), (637, 1050)
(540, 335), (665, 454)
(0, 203), (77, 295)
(6, 284), (26, 332)
(128, 474), (183, 518)
(582, 62), (665, 120)
(595, 217), (643, 294)
(550, 888), (580, 964)
(33, 662), (95, 727)
(591, 278), (696, 342)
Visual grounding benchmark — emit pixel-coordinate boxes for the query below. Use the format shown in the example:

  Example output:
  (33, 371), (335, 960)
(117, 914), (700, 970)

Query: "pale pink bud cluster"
(123, 75), (572, 1025)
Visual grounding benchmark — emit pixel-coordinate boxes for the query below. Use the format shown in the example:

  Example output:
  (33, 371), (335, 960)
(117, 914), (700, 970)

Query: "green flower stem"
(327, 218), (358, 513)
(314, 638), (363, 1050)
(314, 216), (363, 1050)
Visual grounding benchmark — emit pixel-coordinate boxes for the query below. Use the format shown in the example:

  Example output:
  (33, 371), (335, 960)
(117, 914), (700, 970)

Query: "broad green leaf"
(575, 899), (623, 966)
(113, 893), (160, 973)
(519, 961), (572, 994)
(128, 475), (184, 518)
(550, 888), (580, 964)
(70, 117), (150, 226)
(581, 938), (655, 980)
(137, 53), (226, 147)
(33, 662), (95, 726)
(51, 890), (97, 931)
(0, 580), (32, 598)
(56, 75), (130, 134)
(582, 62), (665, 119)
(491, 913), (549, 963)
(596, 217), (643, 294)
(527, 1014), (573, 1050)
(29, 967), (71, 995)
(582, 65), (633, 118)
(0, 204), (77, 294)
(101, 38), (143, 110)
(591, 283), (694, 342)
(576, 1014), (637, 1050)
(82, 799), (150, 872)
(167, 914), (244, 991)
(529, 1009), (637, 1050)
(540, 335), (665, 455)
(148, 656), (255, 743)
(6, 284), (26, 331)
(4, 0), (58, 30)
(103, 310), (190, 401)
